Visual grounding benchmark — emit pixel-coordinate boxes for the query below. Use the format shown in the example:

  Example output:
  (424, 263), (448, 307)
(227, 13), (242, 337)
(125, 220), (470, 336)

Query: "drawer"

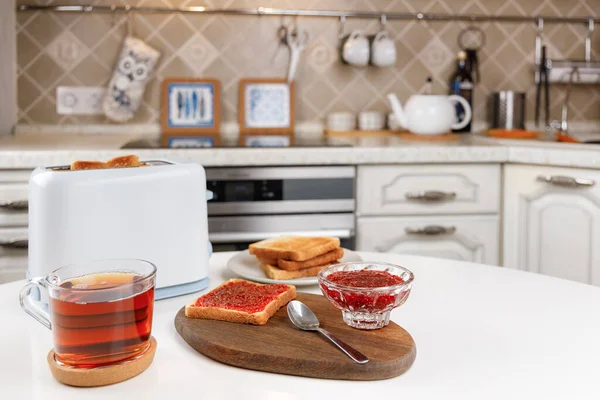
(0, 256), (27, 284)
(0, 170), (30, 227)
(357, 215), (499, 265)
(357, 164), (500, 216)
(0, 227), (28, 254)
(0, 227), (28, 284)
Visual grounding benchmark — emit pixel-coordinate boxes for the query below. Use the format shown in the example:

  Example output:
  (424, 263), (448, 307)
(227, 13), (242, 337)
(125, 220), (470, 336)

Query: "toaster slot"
(46, 160), (173, 171)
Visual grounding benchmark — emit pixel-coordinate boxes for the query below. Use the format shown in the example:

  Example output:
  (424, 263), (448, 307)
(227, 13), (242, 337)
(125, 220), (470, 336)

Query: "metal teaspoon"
(287, 300), (369, 364)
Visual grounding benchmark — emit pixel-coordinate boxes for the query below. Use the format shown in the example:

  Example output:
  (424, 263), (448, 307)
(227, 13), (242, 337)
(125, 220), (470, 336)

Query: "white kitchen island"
(2, 251), (600, 400)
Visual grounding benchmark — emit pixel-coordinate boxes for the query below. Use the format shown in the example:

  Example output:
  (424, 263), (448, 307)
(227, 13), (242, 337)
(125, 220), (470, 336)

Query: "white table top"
(2, 252), (600, 399)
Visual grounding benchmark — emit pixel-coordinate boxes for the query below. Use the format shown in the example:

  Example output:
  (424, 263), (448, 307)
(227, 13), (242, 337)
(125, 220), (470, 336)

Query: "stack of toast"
(249, 236), (343, 280)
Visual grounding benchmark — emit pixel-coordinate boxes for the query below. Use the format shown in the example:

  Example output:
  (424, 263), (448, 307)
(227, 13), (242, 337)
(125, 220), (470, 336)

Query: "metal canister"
(490, 91), (526, 130)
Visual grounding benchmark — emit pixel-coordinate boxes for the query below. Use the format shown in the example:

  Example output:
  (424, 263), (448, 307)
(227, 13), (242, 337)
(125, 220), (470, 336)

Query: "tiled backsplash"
(16, 0), (600, 127)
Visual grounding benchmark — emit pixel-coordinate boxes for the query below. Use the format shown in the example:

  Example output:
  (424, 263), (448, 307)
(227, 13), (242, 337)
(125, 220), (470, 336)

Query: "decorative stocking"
(103, 37), (160, 122)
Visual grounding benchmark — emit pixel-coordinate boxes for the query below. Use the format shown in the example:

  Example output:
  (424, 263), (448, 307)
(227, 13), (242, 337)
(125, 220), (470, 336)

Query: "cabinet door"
(503, 165), (600, 285)
(357, 215), (499, 265)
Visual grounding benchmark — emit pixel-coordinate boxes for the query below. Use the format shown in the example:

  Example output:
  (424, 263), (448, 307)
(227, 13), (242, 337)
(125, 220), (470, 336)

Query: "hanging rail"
(16, 4), (600, 25)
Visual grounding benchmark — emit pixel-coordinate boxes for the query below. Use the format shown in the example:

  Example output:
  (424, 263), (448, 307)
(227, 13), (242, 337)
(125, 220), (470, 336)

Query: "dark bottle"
(449, 51), (473, 133)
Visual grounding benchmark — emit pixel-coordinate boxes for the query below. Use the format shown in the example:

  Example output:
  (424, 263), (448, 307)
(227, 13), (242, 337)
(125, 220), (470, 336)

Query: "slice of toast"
(276, 247), (344, 271)
(70, 161), (107, 170)
(185, 279), (296, 325)
(258, 260), (337, 280)
(106, 155), (140, 168)
(249, 236), (340, 261)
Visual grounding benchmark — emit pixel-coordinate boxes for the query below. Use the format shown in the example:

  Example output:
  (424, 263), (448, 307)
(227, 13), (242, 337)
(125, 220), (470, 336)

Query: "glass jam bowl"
(318, 262), (414, 330)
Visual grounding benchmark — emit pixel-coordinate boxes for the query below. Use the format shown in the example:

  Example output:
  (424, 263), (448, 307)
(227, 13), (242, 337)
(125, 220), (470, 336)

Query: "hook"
(380, 14), (387, 27)
(536, 17), (544, 33)
(586, 18), (595, 62)
(110, 4), (116, 28)
(125, 4), (133, 37)
(338, 15), (346, 39)
(535, 17), (544, 66)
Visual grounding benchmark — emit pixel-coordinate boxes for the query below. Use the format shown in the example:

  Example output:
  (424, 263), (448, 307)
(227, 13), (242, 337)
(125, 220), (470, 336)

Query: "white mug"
(370, 31), (396, 67)
(358, 111), (385, 131)
(342, 31), (370, 67)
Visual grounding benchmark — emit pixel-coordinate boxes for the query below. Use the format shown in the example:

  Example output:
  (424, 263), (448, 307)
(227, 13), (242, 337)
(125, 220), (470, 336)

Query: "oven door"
(208, 213), (355, 252)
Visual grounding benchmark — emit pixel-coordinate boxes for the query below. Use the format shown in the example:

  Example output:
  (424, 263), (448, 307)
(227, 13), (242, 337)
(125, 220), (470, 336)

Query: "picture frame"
(238, 78), (295, 136)
(161, 78), (221, 147)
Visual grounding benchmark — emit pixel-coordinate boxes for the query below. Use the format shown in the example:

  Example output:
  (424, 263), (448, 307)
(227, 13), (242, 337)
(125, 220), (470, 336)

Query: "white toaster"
(28, 159), (210, 300)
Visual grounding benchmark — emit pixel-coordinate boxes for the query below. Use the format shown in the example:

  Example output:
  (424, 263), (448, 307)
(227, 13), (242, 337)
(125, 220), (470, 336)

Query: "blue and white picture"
(244, 83), (291, 128)
(168, 137), (214, 148)
(244, 135), (291, 147)
(168, 83), (214, 128)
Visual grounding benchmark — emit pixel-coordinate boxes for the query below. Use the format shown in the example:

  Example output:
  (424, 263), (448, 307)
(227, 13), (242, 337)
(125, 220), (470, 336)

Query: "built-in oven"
(206, 166), (355, 252)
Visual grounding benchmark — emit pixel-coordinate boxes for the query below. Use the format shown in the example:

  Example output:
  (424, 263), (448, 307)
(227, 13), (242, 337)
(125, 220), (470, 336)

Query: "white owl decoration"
(103, 37), (160, 122)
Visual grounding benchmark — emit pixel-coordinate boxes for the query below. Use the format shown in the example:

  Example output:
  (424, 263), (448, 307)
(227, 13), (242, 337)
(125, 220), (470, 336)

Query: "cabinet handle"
(536, 175), (595, 188)
(405, 191), (456, 202)
(0, 200), (28, 211)
(405, 225), (456, 236)
(0, 240), (28, 249)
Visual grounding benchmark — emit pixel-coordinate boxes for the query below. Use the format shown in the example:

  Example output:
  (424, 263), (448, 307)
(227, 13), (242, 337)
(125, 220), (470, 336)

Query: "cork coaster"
(398, 132), (459, 141)
(47, 337), (157, 387)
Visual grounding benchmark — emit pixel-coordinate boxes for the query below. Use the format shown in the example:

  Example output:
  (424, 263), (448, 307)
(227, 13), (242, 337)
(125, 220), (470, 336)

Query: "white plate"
(227, 249), (362, 286)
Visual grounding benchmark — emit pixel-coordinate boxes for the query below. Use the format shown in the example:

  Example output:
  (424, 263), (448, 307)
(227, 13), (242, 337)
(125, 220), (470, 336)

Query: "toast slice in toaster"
(106, 155), (141, 168)
(70, 161), (108, 170)
(249, 236), (340, 262)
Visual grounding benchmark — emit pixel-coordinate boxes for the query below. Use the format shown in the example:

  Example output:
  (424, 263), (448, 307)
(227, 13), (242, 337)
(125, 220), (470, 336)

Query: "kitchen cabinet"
(503, 165), (600, 285)
(0, 170), (29, 283)
(356, 164), (501, 265)
(357, 215), (499, 265)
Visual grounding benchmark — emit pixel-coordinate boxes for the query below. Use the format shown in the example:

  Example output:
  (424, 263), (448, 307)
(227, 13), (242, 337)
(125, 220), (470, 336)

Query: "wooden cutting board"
(174, 292), (416, 380)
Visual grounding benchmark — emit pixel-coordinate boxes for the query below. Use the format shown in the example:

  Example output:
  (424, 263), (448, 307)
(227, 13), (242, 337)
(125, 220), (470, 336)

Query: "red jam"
(321, 270), (407, 311)
(327, 270), (404, 288)
(195, 280), (290, 314)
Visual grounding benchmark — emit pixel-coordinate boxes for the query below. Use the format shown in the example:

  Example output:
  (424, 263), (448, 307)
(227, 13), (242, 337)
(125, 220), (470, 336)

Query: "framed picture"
(161, 78), (221, 134)
(238, 78), (295, 135)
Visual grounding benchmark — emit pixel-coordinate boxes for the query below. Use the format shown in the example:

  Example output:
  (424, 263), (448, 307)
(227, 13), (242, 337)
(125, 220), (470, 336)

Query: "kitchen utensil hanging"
(458, 26), (485, 83)
(103, 7), (161, 122)
(286, 24), (309, 82)
(535, 45), (550, 128)
(535, 17), (600, 84)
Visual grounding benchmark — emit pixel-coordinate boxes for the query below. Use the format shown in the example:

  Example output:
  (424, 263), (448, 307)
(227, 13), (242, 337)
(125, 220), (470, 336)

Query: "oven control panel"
(207, 180), (283, 203)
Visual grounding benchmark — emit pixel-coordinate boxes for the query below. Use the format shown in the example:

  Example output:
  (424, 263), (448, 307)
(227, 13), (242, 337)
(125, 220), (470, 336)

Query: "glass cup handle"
(19, 277), (51, 330)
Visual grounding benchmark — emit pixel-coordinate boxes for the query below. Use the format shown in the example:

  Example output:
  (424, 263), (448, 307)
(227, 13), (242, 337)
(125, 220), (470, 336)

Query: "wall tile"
(15, 0), (600, 126)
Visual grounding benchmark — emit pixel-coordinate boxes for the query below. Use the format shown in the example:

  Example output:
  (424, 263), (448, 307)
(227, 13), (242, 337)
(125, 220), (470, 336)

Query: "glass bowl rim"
(317, 261), (414, 292)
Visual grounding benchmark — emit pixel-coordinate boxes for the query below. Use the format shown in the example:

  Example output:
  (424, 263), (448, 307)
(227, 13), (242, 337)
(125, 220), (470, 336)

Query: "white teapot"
(387, 93), (472, 135)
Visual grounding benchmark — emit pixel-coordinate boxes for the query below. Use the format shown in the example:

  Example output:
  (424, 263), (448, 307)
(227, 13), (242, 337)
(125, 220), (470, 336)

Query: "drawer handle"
(536, 175), (595, 188)
(405, 191), (456, 202)
(0, 240), (28, 249)
(0, 200), (28, 211)
(405, 225), (456, 236)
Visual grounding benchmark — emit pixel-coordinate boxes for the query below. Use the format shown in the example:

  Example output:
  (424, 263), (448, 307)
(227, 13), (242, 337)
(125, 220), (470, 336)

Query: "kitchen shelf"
(16, 4), (600, 25)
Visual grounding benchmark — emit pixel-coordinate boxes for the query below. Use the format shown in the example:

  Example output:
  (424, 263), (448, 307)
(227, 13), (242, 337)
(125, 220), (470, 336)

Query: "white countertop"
(2, 252), (600, 399)
(2, 133), (600, 169)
